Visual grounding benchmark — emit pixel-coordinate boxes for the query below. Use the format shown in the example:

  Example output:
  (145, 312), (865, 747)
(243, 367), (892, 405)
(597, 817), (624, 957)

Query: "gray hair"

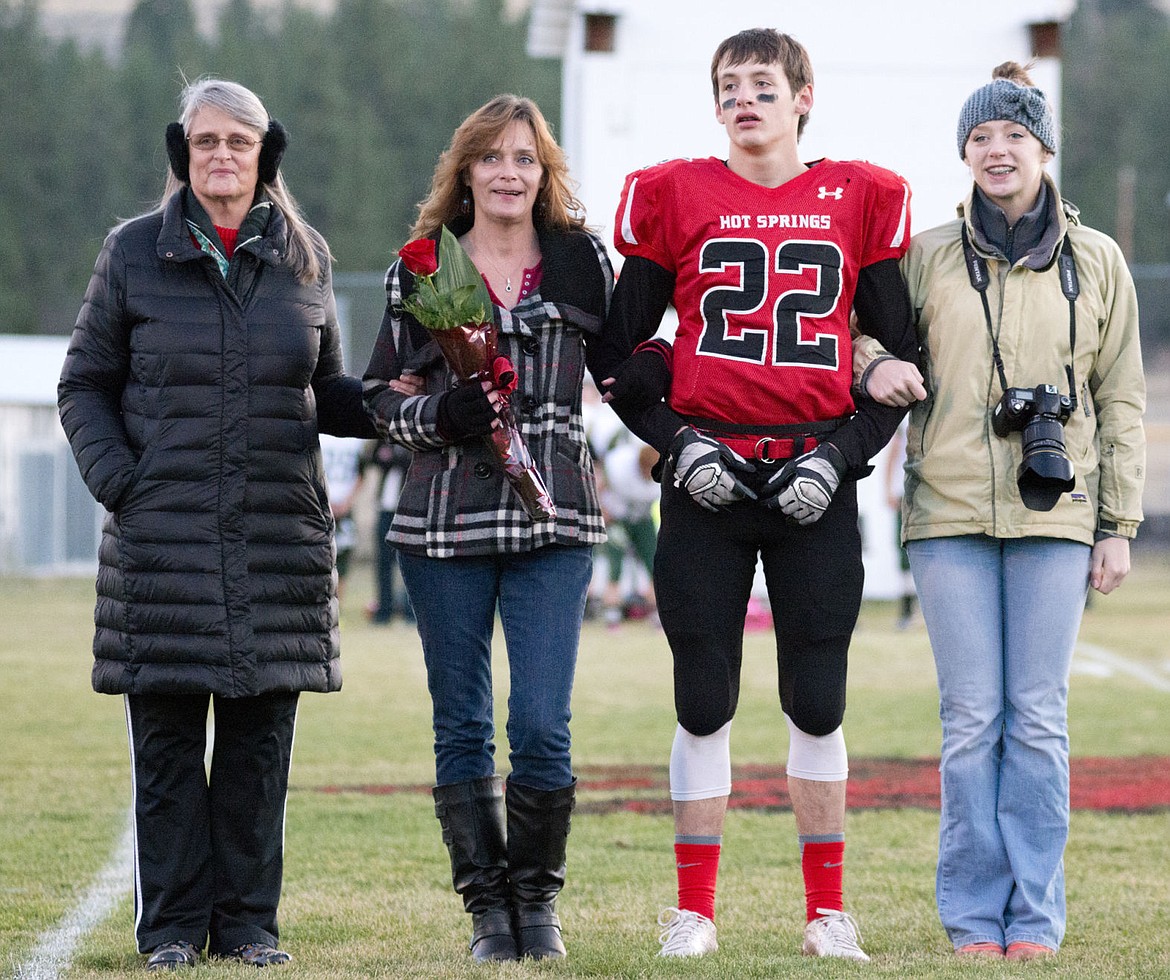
(160, 77), (330, 285)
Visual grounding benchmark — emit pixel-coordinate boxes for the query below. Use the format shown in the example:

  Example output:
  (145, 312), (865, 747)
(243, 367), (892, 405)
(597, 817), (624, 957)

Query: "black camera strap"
(1057, 235), (1079, 410)
(961, 223), (1079, 411)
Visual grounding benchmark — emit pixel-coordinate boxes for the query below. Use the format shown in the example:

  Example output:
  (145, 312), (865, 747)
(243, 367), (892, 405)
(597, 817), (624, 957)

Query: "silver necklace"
(482, 255), (516, 292)
(474, 247), (532, 294)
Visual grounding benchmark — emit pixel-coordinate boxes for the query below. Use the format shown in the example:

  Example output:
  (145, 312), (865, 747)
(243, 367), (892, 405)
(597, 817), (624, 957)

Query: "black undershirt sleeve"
(587, 255), (687, 453)
(828, 257), (921, 473)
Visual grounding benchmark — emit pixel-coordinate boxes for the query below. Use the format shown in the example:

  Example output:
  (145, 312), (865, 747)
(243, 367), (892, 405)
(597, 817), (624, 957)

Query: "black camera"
(991, 384), (1075, 512)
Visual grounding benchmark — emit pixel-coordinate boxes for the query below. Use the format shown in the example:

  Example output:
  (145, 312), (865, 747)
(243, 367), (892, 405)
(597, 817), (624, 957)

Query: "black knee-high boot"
(432, 776), (518, 962)
(505, 777), (576, 959)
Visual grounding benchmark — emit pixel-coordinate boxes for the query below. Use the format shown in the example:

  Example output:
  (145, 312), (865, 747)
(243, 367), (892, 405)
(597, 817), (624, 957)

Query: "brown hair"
(411, 95), (585, 239)
(709, 28), (814, 138)
(992, 60), (1037, 86)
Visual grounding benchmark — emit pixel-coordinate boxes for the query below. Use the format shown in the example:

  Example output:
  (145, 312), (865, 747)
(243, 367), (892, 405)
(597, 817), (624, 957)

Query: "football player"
(598, 27), (921, 961)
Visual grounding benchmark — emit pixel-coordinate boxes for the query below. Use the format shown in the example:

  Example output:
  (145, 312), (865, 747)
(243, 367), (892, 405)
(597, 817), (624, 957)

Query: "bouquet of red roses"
(397, 228), (556, 521)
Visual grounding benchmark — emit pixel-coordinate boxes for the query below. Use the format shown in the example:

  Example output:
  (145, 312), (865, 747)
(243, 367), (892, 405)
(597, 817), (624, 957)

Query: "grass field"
(2, 552), (1168, 979)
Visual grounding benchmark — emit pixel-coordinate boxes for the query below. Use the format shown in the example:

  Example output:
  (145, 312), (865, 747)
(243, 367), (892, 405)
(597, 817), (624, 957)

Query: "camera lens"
(1017, 416), (1075, 511)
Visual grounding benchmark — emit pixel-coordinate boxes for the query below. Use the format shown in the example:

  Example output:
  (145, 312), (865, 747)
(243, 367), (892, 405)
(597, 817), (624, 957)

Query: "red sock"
(675, 841), (720, 921)
(801, 838), (844, 922)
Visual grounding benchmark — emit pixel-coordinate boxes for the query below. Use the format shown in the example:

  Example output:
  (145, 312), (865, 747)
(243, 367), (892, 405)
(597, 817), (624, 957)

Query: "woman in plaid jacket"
(362, 95), (613, 964)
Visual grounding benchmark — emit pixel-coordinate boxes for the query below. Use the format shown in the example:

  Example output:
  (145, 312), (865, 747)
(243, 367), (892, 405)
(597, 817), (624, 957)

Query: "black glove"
(667, 428), (757, 512)
(759, 442), (848, 524)
(603, 340), (672, 415)
(437, 383), (495, 440)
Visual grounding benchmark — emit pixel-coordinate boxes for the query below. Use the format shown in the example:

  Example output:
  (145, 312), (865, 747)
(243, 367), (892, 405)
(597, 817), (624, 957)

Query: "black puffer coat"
(58, 191), (374, 697)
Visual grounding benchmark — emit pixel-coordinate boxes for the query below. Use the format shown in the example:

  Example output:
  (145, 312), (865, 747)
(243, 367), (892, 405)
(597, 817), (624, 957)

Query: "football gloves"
(759, 442), (848, 525)
(668, 428), (757, 512)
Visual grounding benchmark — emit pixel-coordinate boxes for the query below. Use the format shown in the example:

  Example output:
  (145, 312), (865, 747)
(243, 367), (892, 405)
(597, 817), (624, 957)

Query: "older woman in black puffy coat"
(58, 78), (374, 971)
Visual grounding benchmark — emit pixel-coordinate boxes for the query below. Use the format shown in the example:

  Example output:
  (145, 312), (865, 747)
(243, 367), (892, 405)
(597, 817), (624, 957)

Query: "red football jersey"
(614, 156), (911, 429)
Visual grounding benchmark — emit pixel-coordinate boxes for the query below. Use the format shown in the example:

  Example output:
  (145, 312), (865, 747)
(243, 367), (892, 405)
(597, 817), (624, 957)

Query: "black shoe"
(146, 941), (199, 971)
(514, 903), (566, 960)
(470, 908), (519, 962)
(225, 943), (292, 967)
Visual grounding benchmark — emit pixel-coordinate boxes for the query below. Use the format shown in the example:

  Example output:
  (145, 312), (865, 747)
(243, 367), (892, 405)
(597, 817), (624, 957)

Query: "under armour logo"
(817, 186), (844, 200)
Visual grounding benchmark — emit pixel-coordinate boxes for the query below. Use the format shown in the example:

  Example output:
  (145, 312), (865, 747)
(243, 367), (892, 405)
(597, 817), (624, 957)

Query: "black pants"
(654, 478), (863, 738)
(373, 509), (412, 621)
(124, 691), (299, 955)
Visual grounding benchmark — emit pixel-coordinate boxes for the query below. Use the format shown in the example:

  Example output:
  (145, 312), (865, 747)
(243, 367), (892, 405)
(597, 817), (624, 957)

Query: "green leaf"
(450, 283), (478, 305)
(435, 226), (492, 321)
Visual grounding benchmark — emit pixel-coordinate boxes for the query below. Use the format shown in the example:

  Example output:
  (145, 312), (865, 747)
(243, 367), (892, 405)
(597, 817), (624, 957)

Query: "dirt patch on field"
(316, 756), (1170, 813)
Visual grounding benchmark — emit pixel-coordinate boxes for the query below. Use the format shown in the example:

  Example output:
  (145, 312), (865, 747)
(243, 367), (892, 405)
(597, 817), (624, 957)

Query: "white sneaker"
(656, 907), (718, 957)
(802, 908), (870, 962)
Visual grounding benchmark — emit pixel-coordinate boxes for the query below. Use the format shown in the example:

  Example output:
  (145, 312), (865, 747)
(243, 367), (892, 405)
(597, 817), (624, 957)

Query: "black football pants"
(654, 478), (863, 738)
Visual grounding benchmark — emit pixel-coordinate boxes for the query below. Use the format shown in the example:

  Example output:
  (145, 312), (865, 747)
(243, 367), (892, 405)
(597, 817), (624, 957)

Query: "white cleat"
(802, 907), (870, 962)
(656, 907), (718, 957)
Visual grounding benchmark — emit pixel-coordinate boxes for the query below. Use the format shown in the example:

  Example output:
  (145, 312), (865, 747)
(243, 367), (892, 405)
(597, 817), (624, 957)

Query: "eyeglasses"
(187, 134), (261, 153)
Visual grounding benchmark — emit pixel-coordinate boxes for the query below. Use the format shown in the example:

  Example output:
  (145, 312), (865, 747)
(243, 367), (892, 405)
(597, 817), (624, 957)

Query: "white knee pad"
(784, 713), (848, 782)
(669, 721), (732, 801)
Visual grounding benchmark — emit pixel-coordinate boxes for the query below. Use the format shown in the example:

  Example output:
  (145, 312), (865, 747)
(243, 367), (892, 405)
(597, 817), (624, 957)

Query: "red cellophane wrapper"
(430, 322), (556, 521)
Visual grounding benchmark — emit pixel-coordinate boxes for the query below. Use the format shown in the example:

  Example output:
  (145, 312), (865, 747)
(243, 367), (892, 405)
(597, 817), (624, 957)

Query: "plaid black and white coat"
(362, 223), (615, 557)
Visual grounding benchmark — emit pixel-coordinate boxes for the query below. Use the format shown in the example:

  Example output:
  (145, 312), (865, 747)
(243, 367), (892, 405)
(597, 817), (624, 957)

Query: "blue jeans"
(907, 535), (1091, 952)
(398, 545), (592, 790)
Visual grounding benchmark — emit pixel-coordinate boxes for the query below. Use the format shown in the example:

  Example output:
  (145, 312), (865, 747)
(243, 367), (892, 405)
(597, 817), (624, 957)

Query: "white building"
(0, 335), (101, 574)
(530, 0), (1071, 241)
(529, 0), (1074, 597)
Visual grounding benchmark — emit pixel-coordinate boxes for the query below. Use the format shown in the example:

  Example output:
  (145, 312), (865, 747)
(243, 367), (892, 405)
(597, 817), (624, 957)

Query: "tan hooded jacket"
(859, 175), (1145, 545)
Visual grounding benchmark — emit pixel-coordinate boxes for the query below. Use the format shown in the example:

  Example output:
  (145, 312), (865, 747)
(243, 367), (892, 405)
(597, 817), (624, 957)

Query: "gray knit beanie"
(956, 78), (1056, 158)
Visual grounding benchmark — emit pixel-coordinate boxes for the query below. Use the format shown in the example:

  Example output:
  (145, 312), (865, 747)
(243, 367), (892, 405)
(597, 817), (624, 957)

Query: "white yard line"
(14, 817), (132, 980)
(1075, 641), (1170, 692)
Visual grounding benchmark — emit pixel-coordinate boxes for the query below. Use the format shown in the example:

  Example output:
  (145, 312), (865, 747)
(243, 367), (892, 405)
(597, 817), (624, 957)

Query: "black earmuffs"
(165, 118), (289, 185)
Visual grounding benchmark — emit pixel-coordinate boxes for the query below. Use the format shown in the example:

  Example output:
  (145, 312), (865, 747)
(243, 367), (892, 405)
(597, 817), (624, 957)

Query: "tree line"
(1063, 0), (1170, 270)
(2, 0), (1169, 337)
(0, 0), (558, 333)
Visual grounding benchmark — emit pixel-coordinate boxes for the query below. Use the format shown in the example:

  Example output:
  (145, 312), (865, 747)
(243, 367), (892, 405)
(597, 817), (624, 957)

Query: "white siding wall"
(553, 0), (1070, 251)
